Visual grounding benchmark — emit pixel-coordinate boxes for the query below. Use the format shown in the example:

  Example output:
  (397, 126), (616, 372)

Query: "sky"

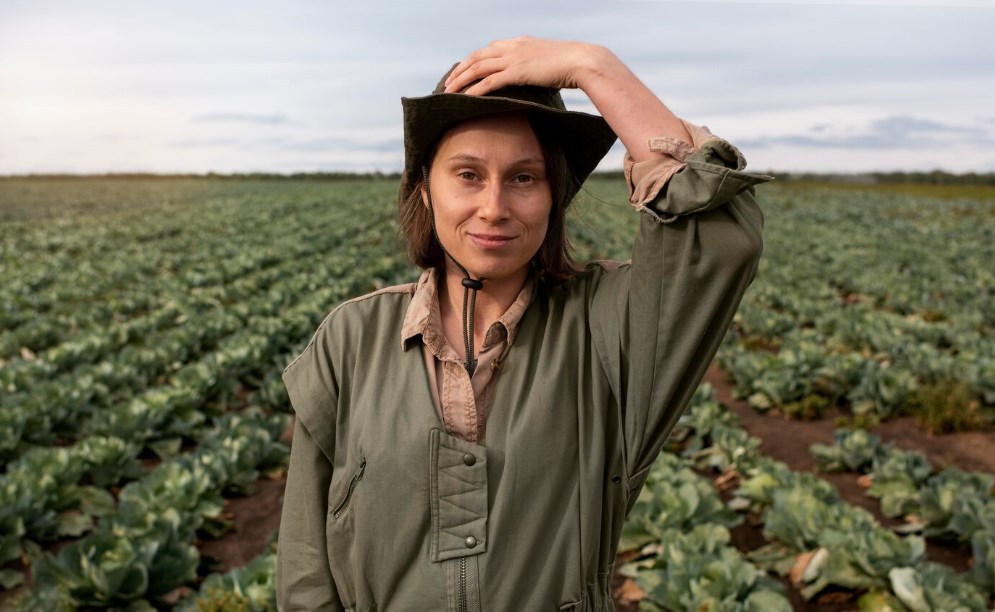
(1, 0), (993, 175)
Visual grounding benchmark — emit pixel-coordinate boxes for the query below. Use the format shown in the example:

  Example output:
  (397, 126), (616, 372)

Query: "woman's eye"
(513, 174), (535, 184)
(458, 171), (478, 181)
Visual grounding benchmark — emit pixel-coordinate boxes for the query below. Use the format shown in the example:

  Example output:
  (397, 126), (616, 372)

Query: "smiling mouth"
(468, 233), (516, 248)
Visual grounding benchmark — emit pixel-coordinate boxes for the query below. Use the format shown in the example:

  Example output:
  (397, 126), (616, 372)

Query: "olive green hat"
(399, 63), (618, 205)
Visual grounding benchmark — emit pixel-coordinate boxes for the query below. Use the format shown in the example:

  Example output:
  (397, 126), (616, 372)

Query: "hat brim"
(399, 92), (617, 205)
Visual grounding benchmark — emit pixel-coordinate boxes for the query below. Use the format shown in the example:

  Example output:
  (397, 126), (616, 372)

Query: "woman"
(277, 36), (768, 611)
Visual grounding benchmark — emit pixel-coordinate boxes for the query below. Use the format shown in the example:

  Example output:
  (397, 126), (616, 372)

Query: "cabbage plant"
(624, 524), (792, 612)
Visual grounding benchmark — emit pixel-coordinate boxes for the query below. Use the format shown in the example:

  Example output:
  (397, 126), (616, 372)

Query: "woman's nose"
(477, 183), (510, 222)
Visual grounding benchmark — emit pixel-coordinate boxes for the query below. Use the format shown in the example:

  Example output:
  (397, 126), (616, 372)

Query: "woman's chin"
(457, 259), (530, 285)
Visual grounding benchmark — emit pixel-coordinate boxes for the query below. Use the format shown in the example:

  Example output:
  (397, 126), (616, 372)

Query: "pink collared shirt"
(401, 267), (536, 443)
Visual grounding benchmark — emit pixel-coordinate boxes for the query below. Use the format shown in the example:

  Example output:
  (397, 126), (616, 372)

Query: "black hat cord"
(422, 165), (485, 377)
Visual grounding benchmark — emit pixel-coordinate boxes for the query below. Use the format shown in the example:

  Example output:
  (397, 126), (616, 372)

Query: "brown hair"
(397, 112), (580, 285)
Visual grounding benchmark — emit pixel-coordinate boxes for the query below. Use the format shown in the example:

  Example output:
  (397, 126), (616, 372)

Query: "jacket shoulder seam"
(340, 282), (418, 306)
(584, 259), (630, 273)
(283, 282), (417, 374)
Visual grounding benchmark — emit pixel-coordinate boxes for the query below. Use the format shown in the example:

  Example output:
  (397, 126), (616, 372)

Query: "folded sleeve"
(590, 124), (771, 482)
(623, 119), (728, 213)
(276, 319), (346, 611)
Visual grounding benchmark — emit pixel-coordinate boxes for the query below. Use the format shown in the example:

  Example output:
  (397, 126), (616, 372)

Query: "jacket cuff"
(624, 119), (718, 210)
(624, 122), (772, 224)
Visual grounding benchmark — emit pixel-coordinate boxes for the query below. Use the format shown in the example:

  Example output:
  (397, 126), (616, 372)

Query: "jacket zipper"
(332, 456), (366, 520)
(458, 556), (467, 612)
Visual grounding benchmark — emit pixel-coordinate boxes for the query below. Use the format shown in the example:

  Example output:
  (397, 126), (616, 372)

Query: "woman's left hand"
(443, 36), (608, 96)
(445, 35), (692, 163)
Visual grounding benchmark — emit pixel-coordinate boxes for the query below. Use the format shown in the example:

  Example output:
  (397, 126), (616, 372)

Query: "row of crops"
(717, 186), (995, 430)
(621, 385), (993, 610)
(1, 176), (993, 609)
(0, 178), (416, 608)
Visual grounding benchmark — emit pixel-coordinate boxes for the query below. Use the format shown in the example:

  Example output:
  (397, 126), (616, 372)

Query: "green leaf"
(968, 525), (994, 595)
(890, 563), (989, 612)
(0, 519), (26, 565)
(867, 474), (921, 519)
(619, 520), (655, 553)
(54, 511), (93, 538)
(919, 467), (994, 540)
(76, 485), (117, 518)
(856, 589), (906, 612)
(743, 589), (794, 612)
(0, 567), (25, 590)
(889, 567), (927, 612)
(146, 436), (183, 460)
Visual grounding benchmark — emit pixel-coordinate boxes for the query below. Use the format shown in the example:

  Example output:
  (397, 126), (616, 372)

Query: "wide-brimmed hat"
(399, 63), (618, 206)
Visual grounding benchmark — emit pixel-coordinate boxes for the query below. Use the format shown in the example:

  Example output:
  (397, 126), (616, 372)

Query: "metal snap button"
(462, 453), (476, 466)
(465, 536), (478, 548)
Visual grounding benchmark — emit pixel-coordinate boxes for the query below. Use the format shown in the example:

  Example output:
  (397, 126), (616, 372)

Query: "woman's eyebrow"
(446, 154), (545, 166)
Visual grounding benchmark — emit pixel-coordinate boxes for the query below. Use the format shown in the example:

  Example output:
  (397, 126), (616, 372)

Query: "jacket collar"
(401, 267), (536, 353)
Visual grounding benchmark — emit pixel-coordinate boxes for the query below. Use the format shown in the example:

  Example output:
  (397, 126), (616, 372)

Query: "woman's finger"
(445, 58), (510, 94)
(446, 42), (508, 88)
(461, 70), (514, 96)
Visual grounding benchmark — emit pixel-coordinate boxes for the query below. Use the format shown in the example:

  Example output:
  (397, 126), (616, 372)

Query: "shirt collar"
(401, 267), (537, 353)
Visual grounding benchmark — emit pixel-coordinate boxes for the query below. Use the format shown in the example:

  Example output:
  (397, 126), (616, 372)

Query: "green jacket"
(277, 137), (769, 611)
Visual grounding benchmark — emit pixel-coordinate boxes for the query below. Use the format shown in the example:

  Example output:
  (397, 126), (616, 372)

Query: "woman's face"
(423, 113), (552, 285)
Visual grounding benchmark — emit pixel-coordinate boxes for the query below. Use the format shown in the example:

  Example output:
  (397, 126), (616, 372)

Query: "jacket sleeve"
(276, 317), (346, 612)
(588, 121), (770, 482)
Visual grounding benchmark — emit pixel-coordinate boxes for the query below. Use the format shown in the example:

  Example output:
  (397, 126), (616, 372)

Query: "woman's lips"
(468, 233), (516, 249)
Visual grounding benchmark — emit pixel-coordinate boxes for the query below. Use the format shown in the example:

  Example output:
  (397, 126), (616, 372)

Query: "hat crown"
(432, 63), (566, 111)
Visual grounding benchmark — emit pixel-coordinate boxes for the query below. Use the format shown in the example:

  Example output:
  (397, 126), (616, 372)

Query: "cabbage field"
(1, 176), (993, 610)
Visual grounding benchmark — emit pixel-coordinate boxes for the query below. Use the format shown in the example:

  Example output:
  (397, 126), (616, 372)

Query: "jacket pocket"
(332, 456), (366, 521)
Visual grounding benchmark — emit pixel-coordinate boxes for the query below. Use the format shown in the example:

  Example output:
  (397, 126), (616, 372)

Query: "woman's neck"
(437, 265), (529, 358)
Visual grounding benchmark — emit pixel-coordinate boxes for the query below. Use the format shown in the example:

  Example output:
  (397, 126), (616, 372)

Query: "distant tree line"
(768, 170), (995, 186)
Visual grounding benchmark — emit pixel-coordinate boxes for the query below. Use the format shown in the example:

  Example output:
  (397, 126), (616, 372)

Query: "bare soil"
(198, 477), (287, 573)
(704, 365), (995, 476)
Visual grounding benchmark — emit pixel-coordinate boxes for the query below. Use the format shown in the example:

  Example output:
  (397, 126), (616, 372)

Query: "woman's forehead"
(434, 113), (545, 162)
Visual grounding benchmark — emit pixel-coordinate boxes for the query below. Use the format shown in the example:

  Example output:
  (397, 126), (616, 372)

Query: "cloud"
(740, 115), (993, 150)
(97, 133), (142, 142)
(871, 115), (973, 138)
(3, 1), (993, 174)
(629, 0), (995, 6)
(282, 137), (400, 153)
(190, 112), (291, 125)
(166, 138), (241, 148)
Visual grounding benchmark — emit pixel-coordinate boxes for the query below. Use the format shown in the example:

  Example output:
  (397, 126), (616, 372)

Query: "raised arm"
(449, 36), (770, 481)
(442, 35), (691, 162)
